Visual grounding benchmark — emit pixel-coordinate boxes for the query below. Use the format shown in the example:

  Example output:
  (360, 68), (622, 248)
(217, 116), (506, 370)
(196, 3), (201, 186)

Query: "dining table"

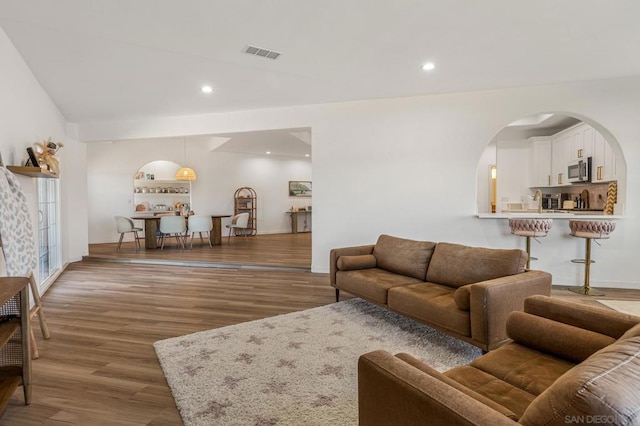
(131, 214), (231, 249)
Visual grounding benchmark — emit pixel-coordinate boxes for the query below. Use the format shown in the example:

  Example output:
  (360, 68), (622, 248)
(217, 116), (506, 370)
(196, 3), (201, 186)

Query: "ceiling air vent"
(244, 45), (281, 60)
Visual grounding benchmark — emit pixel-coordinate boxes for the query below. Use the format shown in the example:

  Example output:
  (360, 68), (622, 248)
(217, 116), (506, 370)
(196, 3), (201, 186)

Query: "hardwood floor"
(2, 233), (639, 425)
(87, 233), (313, 270)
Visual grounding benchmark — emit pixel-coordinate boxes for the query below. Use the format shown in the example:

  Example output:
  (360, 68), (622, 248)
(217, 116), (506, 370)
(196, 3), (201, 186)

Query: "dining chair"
(187, 215), (213, 248)
(159, 215), (187, 249)
(115, 216), (142, 251)
(226, 213), (250, 243)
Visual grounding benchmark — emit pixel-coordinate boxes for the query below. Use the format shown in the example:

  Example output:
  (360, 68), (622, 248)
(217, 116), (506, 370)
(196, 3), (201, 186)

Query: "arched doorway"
(477, 113), (626, 215)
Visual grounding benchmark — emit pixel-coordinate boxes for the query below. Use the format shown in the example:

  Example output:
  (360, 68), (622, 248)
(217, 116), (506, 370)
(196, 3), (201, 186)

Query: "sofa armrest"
(524, 295), (640, 339)
(358, 350), (516, 426)
(469, 270), (552, 351)
(329, 244), (375, 285)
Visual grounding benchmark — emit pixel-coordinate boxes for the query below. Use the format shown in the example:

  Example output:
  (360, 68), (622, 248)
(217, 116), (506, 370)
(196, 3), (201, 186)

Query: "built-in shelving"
(133, 179), (191, 214)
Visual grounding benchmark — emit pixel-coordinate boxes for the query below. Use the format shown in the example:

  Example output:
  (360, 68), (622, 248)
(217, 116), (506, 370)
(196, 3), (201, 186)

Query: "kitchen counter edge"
(476, 213), (626, 219)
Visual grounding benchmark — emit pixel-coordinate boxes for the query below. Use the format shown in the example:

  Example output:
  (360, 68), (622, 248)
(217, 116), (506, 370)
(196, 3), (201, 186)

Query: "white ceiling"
(496, 114), (581, 141)
(1, 0), (639, 126)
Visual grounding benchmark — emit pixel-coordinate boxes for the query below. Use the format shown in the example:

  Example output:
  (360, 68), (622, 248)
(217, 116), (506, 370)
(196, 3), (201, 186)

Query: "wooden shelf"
(6, 166), (58, 179)
(0, 320), (19, 348)
(0, 278), (28, 306)
(0, 375), (21, 414)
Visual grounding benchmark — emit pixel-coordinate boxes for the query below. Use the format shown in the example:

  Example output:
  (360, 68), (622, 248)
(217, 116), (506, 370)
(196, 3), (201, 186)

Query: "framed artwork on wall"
(289, 181), (312, 197)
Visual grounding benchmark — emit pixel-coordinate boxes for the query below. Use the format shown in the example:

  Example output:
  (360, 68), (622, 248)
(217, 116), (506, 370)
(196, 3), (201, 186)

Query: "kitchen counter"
(477, 211), (624, 219)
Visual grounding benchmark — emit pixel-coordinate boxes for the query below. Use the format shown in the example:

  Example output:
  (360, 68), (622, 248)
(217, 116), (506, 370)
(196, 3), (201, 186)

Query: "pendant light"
(176, 137), (197, 181)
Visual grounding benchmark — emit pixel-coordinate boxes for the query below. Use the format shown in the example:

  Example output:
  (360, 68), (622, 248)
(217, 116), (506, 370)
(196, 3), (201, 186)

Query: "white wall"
(496, 138), (534, 211)
(80, 76), (640, 290)
(86, 138), (311, 243)
(0, 27), (87, 287)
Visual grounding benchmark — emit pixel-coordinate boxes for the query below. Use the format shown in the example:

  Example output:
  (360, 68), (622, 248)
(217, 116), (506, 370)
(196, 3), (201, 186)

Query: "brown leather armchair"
(358, 295), (640, 425)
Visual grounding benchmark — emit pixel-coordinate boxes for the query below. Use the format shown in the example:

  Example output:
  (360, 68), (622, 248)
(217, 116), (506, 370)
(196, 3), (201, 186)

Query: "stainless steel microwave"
(568, 157), (591, 183)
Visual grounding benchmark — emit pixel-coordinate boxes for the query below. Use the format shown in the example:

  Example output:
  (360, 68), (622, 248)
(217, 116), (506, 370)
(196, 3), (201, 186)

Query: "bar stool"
(508, 218), (553, 270)
(568, 219), (616, 296)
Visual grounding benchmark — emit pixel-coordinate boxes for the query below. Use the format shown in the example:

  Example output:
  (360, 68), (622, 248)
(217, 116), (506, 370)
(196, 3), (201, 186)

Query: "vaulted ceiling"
(2, 0), (639, 125)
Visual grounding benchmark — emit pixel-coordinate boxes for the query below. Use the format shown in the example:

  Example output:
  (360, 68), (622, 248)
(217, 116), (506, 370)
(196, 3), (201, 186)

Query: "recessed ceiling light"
(201, 85), (213, 93)
(305, 154), (310, 157)
(421, 62), (436, 71)
(266, 151), (271, 155)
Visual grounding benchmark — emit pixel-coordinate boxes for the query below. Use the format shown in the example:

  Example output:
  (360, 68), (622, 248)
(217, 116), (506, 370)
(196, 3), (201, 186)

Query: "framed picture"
(289, 180), (312, 197)
(26, 147), (40, 167)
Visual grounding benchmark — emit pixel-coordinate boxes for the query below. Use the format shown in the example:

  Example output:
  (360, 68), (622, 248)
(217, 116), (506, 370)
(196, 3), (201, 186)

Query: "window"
(37, 178), (60, 286)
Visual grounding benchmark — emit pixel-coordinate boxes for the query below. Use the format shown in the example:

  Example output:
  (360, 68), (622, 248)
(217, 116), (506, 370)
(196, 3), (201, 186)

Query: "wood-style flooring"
(86, 233), (312, 270)
(2, 233), (639, 425)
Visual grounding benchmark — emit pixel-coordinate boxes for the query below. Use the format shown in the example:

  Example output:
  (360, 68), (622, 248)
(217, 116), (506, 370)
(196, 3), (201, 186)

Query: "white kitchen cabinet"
(551, 133), (572, 186)
(592, 129), (616, 182)
(571, 124), (594, 161)
(528, 137), (551, 187)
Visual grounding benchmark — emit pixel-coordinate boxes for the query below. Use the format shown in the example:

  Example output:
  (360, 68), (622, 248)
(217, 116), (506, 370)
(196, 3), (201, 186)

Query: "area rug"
(597, 299), (640, 317)
(154, 298), (482, 426)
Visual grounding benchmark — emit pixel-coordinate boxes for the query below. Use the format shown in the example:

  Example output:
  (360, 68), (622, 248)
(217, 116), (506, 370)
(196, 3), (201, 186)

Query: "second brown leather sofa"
(358, 295), (640, 425)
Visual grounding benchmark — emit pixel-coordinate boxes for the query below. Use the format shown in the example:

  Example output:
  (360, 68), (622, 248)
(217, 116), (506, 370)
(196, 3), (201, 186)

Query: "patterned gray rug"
(154, 298), (482, 426)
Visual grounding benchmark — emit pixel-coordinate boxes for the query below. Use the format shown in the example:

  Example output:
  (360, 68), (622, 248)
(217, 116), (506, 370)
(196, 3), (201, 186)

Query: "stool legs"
(522, 236), (540, 270)
(569, 237), (605, 296)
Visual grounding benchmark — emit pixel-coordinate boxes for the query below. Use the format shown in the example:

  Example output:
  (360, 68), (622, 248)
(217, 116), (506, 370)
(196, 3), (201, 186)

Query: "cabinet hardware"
(558, 173), (562, 185)
(597, 166), (602, 181)
(548, 175), (551, 186)
(577, 149), (583, 158)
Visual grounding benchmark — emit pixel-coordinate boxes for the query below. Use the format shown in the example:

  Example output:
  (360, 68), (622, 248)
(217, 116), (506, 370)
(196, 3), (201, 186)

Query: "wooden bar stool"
(568, 219), (616, 296)
(508, 218), (553, 270)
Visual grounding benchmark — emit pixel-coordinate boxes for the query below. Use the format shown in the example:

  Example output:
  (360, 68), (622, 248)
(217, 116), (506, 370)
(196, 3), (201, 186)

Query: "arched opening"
(477, 113), (626, 215)
(132, 160), (192, 215)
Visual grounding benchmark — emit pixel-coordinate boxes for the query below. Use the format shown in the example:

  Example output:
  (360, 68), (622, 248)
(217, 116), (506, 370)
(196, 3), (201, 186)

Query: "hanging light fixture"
(175, 137), (197, 181)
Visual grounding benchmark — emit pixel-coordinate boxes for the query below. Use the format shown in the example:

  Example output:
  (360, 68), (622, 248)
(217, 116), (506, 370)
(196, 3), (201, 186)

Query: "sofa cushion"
(471, 343), (575, 396)
(336, 254), (377, 271)
(525, 295), (640, 339)
(336, 269), (423, 305)
(445, 365), (535, 420)
(396, 353), (518, 420)
(426, 242), (527, 288)
(453, 285), (471, 311)
(507, 311), (616, 363)
(520, 337), (640, 426)
(619, 321), (640, 340)
(388, 283), (470, 337)
(372, 234), (436, 280)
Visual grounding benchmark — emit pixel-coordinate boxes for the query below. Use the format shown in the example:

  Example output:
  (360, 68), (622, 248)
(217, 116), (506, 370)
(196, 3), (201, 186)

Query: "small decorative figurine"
(33, 138), (64, 175)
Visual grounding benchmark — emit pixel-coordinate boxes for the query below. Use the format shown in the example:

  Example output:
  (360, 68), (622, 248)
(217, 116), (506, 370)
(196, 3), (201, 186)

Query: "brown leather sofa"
(358, 295), (640, 425)
(330, 235), (552, 351)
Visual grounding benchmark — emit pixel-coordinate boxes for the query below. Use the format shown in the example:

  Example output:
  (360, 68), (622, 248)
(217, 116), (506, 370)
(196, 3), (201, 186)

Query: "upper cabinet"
(530, 122), (617, 187)
(593, 130), (616, 182)
(528, 137), (551, 187)
(551, 131), (572, 186)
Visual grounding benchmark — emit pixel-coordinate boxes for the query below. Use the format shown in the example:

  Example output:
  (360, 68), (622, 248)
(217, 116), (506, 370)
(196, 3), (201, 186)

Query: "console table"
(0, 277), (31, 413)
(287, 211), (311, 233)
